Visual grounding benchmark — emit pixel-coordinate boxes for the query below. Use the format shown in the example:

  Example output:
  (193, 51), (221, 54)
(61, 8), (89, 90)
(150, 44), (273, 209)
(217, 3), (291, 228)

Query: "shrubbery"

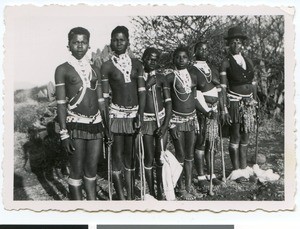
(14, 102), (48, 133)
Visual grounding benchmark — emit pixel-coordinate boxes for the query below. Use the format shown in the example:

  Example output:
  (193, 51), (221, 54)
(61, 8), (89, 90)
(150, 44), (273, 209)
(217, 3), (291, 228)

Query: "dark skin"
(194, 43), (223, 183)
(142, 52), (172, 199)
(166, 51), (197, 200)
(220, 37), (257, 170)
(101, 32), (145, 200)
(55, 34), (104, 200)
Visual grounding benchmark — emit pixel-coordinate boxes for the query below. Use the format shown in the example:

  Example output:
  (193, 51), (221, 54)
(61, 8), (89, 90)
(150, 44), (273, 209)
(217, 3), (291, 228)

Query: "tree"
(130, 15), (284, 118)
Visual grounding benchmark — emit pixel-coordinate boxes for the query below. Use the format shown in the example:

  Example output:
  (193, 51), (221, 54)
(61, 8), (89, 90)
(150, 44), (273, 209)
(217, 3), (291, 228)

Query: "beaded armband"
(98, 98), (105, 103)
(138, 87), (146, 92)
(165, 98), (171, 103)
(57, 100), (67, 105)
(220, 71), (227, 76)
(55, 83), (65, 87)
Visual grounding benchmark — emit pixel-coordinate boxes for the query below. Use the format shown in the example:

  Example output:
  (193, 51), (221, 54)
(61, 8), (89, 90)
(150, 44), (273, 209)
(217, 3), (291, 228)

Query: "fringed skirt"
(66, 110), (103, 140)
(229, 95), (256, 133)
(141, 109), (165, 135)
(109, 103), (138, 134)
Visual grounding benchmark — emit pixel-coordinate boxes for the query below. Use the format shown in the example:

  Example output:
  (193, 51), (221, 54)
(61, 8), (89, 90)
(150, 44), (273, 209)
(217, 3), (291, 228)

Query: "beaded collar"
(67, 54), (92, 88)
(194, 61), (212, 83)
(111, 52), (132, 83)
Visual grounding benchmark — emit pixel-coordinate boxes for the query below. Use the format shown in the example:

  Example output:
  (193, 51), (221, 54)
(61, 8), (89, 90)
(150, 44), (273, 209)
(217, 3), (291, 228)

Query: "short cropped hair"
(111, 26), (129, 40)
(173, 46), (190, 61)
(194, 41), (207, 52)
(142, 47), (160, 62)
(68, 27), (90, 42)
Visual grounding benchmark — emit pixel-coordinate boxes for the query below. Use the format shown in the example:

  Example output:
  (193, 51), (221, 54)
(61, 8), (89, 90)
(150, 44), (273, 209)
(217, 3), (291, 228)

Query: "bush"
(14, 102), (48, 133)
(14, 89), (30, 104)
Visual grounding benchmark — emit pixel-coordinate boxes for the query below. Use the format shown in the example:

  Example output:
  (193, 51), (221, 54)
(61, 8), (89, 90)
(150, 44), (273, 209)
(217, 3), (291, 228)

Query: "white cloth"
(161, 150), (183, 201)
(227, 167), (254, 180)
(227, 165), (280, 183)
(196, 90), (210, 112)
(111, 53), (132, 83)
(232, 53), (247, 70)
(252, 164), (280, 182)
(202, 87), (218, 98)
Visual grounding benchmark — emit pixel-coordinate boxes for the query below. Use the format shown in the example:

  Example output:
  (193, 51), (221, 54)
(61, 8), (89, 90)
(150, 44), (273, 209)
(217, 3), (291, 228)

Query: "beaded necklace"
(67, 54), (92, 88)
(194, 61), (212, 84)
(173, 69), (192, 102)
(112, 52), (132, 83)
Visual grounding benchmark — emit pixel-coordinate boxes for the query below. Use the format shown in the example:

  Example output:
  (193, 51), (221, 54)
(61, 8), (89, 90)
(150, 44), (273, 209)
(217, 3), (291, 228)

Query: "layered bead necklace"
(173, 68), (192, 102)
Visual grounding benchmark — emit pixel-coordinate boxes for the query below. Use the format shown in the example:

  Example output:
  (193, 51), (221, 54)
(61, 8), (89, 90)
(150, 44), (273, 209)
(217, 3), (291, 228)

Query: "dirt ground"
(13, 117), (284, 201)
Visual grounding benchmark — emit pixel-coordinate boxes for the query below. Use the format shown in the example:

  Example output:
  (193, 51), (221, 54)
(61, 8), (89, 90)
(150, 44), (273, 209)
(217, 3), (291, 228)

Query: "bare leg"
(68, 139), (86, 200)
(112, 134), (125, 200)
(194, 132), (206, 177)
(229, 124), (241, 170)
(83, 138), (102, 200)
(155, 132), (167, 200)
(184, 131), (196, 200)
(172, 131), (185, 192)
(124, 134), (135, 200)
(240, 133), (250, 169)
(143, 134), (155, 197)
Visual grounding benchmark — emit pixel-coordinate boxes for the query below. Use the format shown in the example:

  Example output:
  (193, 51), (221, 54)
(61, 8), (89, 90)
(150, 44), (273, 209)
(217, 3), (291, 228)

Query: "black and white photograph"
(3, 4), (295, 211)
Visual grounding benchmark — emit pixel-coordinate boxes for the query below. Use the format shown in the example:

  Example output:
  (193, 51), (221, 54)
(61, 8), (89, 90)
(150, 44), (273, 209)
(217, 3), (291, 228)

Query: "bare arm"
(54, 66), (68, 131)
(136, 61), (146, 129)
(219, 60), (231, 125)
(95, 65), (109, 138)
(54, 65), (75, 153)
(156, 77), (172, 137)
(100, 63), (111, 134)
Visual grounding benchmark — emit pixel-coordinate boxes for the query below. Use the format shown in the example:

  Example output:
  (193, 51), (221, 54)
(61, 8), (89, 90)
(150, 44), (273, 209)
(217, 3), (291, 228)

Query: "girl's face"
(228, 38), (243, 55)
(68, 34), (89, 60)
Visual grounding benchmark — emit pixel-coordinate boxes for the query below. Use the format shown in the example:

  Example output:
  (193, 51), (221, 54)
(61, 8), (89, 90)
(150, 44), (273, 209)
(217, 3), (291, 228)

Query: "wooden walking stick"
(106, 118), (113, 201)
(209, 138), (215, 196)
(209, 120), (215, 196)
(219, 122), (226, 182)
(138, 131), (146, 200)
(255, 101), (260, 164)
(152, 85), (164, 150)
(107, 140), (112, 201)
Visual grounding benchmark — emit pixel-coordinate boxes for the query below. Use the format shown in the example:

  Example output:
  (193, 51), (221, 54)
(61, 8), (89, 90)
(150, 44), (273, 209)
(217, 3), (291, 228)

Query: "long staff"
(138, 131), (146, 200)
(209, 120), (215, 196)
(219, 122), (226, 182)
(255, 111), (259, 164)
(152, 85), (164, 150)
(107, 119), (113, 201)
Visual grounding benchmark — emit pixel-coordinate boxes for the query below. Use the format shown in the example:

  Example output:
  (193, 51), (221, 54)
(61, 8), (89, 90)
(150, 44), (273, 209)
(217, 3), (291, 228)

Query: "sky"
(5, 6), (133, 89)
